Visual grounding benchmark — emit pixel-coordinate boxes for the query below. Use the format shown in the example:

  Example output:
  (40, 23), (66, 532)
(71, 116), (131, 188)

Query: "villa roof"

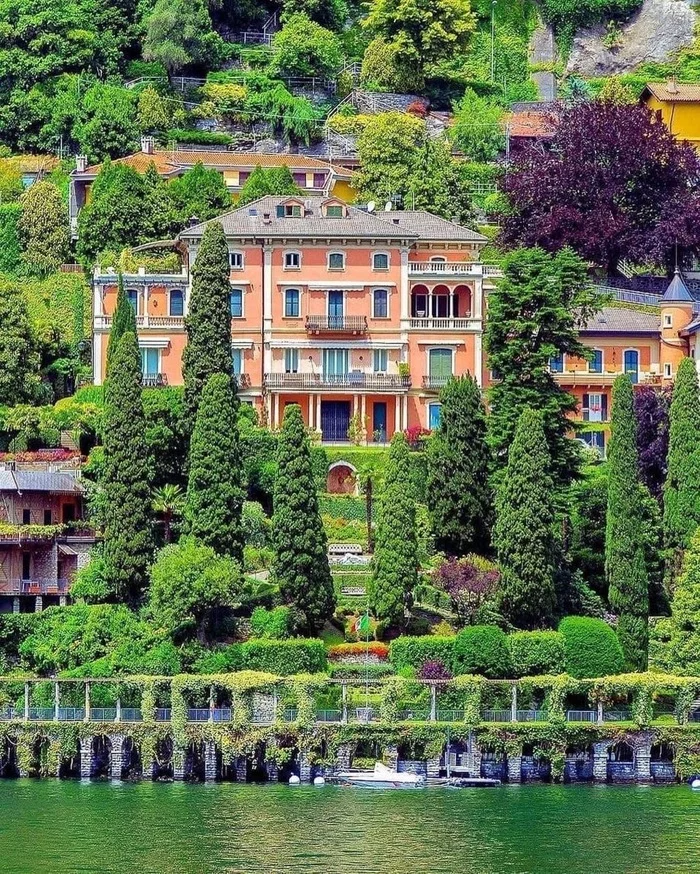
(642, 82), (700, 103)
(580, 306), (661, 334)
(506, 110), (557, 139)
(380, 211), (488, 242)
(0, 470), (82, 494)
(662, 269), (694, 302)
(77, 150), (347, 179)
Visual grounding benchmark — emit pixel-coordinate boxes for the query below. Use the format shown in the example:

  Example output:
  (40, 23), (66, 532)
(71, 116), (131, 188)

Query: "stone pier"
(426, 757), (440, 778)
(109, 735), (124, 780)
(507, 755), (522, 784)
(173, 748), (185, 782)
(383, 744), (398, 770)
(80, 737), (92, 778)
(235, 756), (247, 782)
(593, 743), (609, 782)
(636, 743), (652, 783)
(298, 752), (312, 782)
(204, 741), (217, 783)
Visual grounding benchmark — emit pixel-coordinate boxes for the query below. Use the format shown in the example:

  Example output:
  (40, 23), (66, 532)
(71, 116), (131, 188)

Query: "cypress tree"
(102, 332), (153, 603)
(664, 356), (700, 580)
(494, 408), (556, 629)
(106, 273), (136, 376)
(426, 375), (492, 556)
(369, 433), (419, 625)
(605, 374), (649, 669)
(271, 404), (335, 632)
(182, 221), (232, 434)
(184, 372), (244, 562)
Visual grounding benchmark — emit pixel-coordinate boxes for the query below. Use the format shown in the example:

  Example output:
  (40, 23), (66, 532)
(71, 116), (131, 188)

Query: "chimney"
(667, 77), (679, 94)
(76, 155), (88, 172)
(141, 135), (154, 155)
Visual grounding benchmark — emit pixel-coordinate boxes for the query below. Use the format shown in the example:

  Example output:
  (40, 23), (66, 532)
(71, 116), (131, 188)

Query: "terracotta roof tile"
(80, 150), (340, 177)
(643, 82), (700, 103)
(506, 110), (557, 139)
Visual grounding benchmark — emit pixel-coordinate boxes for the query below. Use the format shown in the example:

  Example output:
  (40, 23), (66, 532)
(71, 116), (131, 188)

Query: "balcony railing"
(265, 373), (411, 390)
(95, 315), (185, 330)
(305, 315), (368, 334)
(142, 373), (168, 388)
(0, 578), (70, 596)
(234, 374), (252, 390)
(422, 375), (451, 390)
(409, 317), (475, 330)
(408, 262), (502, 277)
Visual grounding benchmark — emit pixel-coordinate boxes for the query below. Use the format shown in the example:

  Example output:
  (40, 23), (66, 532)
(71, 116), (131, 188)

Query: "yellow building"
(641, 81), (700, 150)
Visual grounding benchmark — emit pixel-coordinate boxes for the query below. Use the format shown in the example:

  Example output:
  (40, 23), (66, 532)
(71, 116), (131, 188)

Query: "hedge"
(241, 639), (327, 675)
(249, 607), (291, 640)
(508, 631), (566, 678)
(559, 616), (625, 679)
(0, 203), (21, 272)
(329, 663), (395, 679)
(453, 626), (512, 678)
(389, 636), (455, 672)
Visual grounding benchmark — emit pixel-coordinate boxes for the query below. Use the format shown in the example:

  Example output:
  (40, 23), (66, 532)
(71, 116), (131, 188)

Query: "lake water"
(0, 780), (697, 874)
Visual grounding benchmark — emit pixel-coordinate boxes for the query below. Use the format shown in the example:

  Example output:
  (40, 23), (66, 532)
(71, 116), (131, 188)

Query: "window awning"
(58, 544), (78, 556)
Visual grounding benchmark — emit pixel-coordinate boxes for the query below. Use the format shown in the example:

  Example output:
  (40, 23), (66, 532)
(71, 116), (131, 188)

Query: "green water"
(0, 781), (698, 873)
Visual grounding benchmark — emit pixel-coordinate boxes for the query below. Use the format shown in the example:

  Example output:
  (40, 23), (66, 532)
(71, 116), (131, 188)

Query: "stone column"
(235, 756), (247, 783)
(23, 683), (29, 722)
(35, 596), (43, 613)
(53, 682), (60, 722)
(59, 595), (67, 607)
(636, 743), (652, 783)
(80, 736), (92, 779)
(204, 741), (217, 783)
(384, 744), (398, 770)
(360, 394), (367, 445)
(109, 735), (124, 780)
(426, 758), (440, 779)
(402, 396), (408, 432)
(266, 760), (279, 783)
(593, 742), (609, 782)
(336, 743), (351, 773)
(468, 746), (482, 778)
(597, 701), (604, 726)
(316, 394), (322, 435)
(511, 685), (518, 723)
(12, 597), (19, 614)
(341, 683), (348, 724)
(298, 752), (312, 783)
(507, 754), (522, 784)
(208, 686), (215, 724)
(172, 747), (186, 781)
(84, 683), (90, 723)
(115, 698), (121, 723)
(430, 685), (437, 722)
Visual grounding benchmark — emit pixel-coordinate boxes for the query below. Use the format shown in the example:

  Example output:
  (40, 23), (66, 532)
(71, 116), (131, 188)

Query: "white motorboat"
(335, 761), (425, 788)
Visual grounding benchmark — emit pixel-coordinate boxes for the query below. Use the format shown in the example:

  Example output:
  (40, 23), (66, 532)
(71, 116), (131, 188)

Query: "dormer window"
(326, 205), (344, 218)
(277, 200), (303, 218)
(328, 252), (345, 270)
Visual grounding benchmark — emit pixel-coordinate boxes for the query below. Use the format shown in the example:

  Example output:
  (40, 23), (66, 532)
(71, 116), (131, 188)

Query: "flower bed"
(328, 642), (389, 662)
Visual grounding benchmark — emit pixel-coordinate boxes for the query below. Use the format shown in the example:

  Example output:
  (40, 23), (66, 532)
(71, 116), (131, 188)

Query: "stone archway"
(326, 461), (358, 494)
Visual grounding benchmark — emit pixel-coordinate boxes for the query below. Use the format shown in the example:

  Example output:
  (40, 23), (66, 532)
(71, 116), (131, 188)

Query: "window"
(589, 349), (603, 373)
(141, 348), (159, 377)
(326, 204), (343, 217)
(292, 172), (306, 187)
(44, 510), (52, 526)
(549, 353), (564, 373)
(373, 288), (388, 319)
(373, 252), (389, 270)
(281, 203), (302, 217)
(429, 348), (453, 380)
(624, 349), (639, 384)
(582, 392), (608, 423)
(284, 251), (301, 269)
(664, 362), (672, 378)
(664, 314), (673, 328)
(373, 349), (388, 372)
(22, 509), (31, 525)
(169, 289), (184, 317)
(229, 251), (243, 270)
(230, 288), (243, 318)
(579, 430), (605, 458)
(285, 349), (299, 373)
(314, 173), (326, 189)
(323, 348), (349, 377)
(428, 403), (442, 430)
(238, 171), (250, 186)
(127, 289), (138, 314)
(232, 348), (242, 376)
(411, 293), (428, 317)
(328, 252), (345, 270)
(22, 553), (30, 581)
(328, 290), (344, 322)
(284, 289), (300, 318)
(62, 504), (75, 523)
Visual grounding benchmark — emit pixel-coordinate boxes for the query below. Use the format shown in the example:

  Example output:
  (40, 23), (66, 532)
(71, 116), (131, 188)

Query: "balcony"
(408, 262), (502, 277)
(305, 315), (368, 334)
(235, 373), (252, 390)
(94, 315), (185, 330)
(422, 376), (452, 390)
(409, 317), (476, 330)
(142, 373), (168, 388)
(265, 373), (411, 391)
(0, 578), (69, 596)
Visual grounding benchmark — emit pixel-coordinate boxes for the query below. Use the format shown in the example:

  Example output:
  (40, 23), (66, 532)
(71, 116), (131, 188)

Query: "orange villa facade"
(93, 195), (495, 440)
(91, 196), (700, 450)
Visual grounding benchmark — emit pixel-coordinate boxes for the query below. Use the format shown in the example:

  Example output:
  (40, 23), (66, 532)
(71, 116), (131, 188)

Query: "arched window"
(169, 289), (184, 317)
(328, 251), (345, 270)
(373, 252), (389, 270)
(372, 288), (388, 319)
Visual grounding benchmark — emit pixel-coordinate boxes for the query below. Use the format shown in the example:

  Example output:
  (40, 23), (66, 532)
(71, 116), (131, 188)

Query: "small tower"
(660, 269), (694, 381)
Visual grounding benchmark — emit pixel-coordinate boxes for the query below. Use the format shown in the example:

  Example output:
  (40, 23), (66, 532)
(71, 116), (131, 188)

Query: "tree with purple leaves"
(501, 101), (700, 273)
(634, 385), (671, 501)
(433, 556), (499, 627)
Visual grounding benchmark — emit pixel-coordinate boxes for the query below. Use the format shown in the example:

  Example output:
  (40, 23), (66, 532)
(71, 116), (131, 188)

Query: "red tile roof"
(642, 82), (700, 103)
(506, 110), (557, 139)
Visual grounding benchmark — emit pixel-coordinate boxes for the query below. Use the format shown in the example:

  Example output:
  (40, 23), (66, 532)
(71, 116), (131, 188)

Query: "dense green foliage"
(102, 332), (153, 603)
(507, 631), (566, 677)
(558, 616), (625, 679)
(485, 247), (598, 485)
(427, 375), (492, 556)
(0, 284), (40, 405)
(605, 375), (649, 670)
(494, 408), (556, 629)
(663, 357), (700, 581)
(199, 638), (328, 675)
(105, 275), (136, 377)
(237, 165), (301, 207)
(451, 88), (505, 161)
(17, 181), (70, 276)
(0, 203), (21, 272)
(370, 434), (419, 625)
(250, 606), (292, 640)
(181, 222), (232, 433)
(271, 405), (334, 633)
(273, 13), (342, 77)
(453, 625), (511, 677)
(389, 636), (456, 672)
(184, 373), (244, 562)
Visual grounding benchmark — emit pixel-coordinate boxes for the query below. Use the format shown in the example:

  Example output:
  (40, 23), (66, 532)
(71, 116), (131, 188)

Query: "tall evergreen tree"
(494, 408), (556, 629)
(369, 432), (419, 625)
(182, 221), (232, 434)
(426, 375), (492, 556)
(102, 332), (153, 603)
(184, 373), (244, 563)
(106, 273), (137, 376)
(664, 357), (700, 580)
(605, 374), (649, 670)
(271, 404), (334, 632)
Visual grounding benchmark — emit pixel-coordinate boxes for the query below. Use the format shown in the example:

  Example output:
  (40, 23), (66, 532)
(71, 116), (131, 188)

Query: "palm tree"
(152, 484), (184, 544)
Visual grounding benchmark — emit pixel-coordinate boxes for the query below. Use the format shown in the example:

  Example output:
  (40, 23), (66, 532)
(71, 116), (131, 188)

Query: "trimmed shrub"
(329, 662), (395, 679)
(453, 626), (512, 678)
(250, 606), (291, 640)
(241, 638), (327, 674)
(508, 631), (566, 678)
(559, 616), (625, 679)
(389, 636), (455, 672)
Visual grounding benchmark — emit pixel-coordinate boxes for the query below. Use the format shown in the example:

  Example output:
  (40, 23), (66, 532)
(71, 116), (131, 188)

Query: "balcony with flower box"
(305, 315), (368, 335)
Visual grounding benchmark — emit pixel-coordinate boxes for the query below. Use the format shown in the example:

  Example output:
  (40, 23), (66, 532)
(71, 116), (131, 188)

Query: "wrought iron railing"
(265, 373), (410, 390)
(305, 315), (368, 333)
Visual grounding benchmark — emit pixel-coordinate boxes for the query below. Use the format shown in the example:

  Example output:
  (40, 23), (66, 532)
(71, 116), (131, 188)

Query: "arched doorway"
(327, 461), (358, 494)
